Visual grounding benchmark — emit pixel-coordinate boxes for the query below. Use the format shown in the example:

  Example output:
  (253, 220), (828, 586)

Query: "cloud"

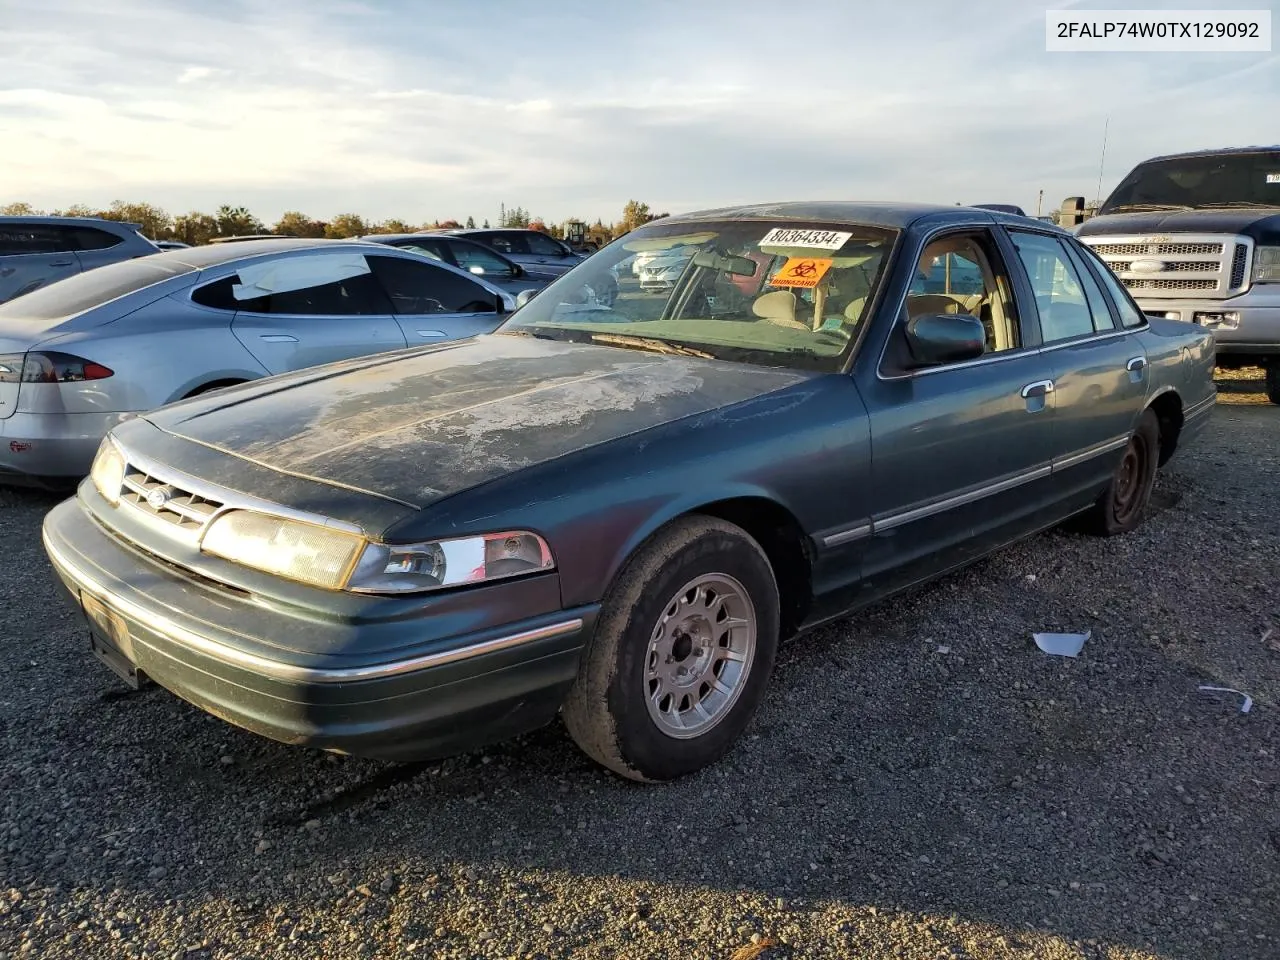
(176, 66), (218, 84)
(0, 0), (1275, 223)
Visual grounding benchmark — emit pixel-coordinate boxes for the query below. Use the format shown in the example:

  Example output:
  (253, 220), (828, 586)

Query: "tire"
(1085, 408), (1160, 536)
(183, 379), (247, 400)
(562, 516), (780, 782)
(1265, 365), (1280, 406)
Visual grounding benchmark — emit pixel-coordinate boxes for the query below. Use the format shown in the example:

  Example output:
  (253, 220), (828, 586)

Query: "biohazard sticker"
(758, 228), (852, 250)
(770, 257), (833, 289)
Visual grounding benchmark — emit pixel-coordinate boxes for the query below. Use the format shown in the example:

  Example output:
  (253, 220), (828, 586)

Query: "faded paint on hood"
(145, 334), (813, 508)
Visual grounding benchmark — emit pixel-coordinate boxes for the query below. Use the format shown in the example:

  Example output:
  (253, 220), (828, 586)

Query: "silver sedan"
(0, 239), (517, 487)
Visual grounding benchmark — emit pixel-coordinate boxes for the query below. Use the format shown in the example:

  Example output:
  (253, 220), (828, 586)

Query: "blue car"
(43, 202), (1215, 782)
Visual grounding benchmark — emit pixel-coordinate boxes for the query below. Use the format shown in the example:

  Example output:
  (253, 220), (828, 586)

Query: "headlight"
(201, 511), (365, 591)
(1254, 245), (1280, 283)
(200, 511), (554, 594)
(346, 530), (554, 594)
(90, 439), (125, 506)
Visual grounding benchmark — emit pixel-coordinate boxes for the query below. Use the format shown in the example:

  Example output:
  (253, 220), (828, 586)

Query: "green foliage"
(324, 213), (368, 239)
(273, 211), (327, 238)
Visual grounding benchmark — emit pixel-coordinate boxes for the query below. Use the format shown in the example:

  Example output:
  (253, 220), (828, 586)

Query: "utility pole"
(1036, 189), (1044, 217)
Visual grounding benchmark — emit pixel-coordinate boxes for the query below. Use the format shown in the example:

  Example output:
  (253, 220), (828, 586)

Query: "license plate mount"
(81, 592), (144, 690)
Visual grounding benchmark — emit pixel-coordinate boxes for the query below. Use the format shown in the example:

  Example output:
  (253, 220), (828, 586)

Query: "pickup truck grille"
(1081, 233), (1253, 300)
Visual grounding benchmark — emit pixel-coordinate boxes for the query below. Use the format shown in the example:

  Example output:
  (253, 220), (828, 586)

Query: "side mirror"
(904, 313), (986, 367)
(515, 289), (538, 309)
(512, 264), (525, 278)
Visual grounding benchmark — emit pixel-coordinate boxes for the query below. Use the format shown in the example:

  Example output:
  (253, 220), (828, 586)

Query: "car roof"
(361, 233), (476, 243)
(1137, 145), (1280, 163)
(646, 201), (1069, 233)
(0, 215), (143, 231)
(139, 237), (360, 269)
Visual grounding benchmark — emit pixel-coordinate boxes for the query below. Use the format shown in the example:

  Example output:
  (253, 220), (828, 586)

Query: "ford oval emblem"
(1130, 259), (1165, 274)
(146, 488), (170, 510)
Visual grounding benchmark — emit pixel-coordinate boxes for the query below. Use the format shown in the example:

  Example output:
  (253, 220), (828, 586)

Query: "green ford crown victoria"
(43, 202), (1216, 782)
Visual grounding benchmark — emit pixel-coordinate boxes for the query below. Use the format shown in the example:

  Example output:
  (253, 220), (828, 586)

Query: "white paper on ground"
(1032, 631), (1090, 657)
(1197, 685), (1254, 714)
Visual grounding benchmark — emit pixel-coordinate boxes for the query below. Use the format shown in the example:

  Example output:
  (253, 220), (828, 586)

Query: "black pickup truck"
(1077, 146), (1280, 402)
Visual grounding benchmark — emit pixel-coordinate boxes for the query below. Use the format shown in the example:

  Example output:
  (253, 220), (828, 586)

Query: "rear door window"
(1008, 231), (1097, 343)
(192, 253), (393, 315)
(1075, 242), (1148, 328)
(526, 232), (568, 256)
(367, 255), (499, 314)
(0, 223), (74, 256)
(447, 240), (516, 277)
(480, 232), (529, 256)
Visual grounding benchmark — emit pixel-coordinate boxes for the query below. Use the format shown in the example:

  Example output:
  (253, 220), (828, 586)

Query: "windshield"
(497, 219), (896, 372)
(1100, 151), (1280, 213)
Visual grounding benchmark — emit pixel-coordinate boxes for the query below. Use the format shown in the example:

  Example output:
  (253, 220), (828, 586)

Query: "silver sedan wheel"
(643, 573), (757, 739)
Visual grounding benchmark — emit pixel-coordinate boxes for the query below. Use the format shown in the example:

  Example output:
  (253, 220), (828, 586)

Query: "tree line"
(0, 199), (667, 246)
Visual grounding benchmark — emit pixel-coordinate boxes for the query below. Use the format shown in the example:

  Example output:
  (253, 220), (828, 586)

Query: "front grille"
(120, 465), (224, 532)
(1083, 233), (1250, 299)
(1122, 278), (1218, 291)
(1229, 243), (1248, 288)
(1162, 260), (1220, 272)
(1092, 241), (1223, 256)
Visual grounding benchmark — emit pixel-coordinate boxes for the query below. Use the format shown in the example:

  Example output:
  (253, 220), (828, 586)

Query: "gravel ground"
(2, 369), (1279, 960)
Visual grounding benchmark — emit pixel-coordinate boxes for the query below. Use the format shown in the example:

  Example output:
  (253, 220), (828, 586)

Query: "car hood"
(1080, 209), (1280, 244)
(143, 334), (814, 509)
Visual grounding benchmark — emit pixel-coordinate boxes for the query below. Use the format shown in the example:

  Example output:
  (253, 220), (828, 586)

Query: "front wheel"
(562, 516), (779, 782)
(1265, 365), (1280, 405)
(1085, 408), (1160, 536)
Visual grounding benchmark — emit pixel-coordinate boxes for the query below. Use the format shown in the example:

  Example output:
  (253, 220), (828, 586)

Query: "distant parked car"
(360, 233), (556, 296)
(440, 228), (587, 276)
(0, 216), (160, 304)
(0, 239), (516, 488)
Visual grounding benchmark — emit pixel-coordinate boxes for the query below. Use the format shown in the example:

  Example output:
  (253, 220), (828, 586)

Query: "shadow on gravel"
(4, 418), (1280, 959)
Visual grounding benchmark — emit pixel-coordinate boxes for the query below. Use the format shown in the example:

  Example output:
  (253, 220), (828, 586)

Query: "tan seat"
(752, 290), (810, 330)
(906, 293), (969, 318)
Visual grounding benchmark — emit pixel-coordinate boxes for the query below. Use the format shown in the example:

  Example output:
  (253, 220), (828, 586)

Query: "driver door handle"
(1126, 356), (1148, 373)
(1020, 379), (1055, 399)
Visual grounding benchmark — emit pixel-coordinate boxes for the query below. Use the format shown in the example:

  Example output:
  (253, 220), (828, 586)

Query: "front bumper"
(0, 410), (126, 486)
(42, 497), (598, 762)
(1138, 294), (1280, 358)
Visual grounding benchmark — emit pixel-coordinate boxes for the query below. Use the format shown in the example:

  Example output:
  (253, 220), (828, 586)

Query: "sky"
(0, 0), (1277, 226)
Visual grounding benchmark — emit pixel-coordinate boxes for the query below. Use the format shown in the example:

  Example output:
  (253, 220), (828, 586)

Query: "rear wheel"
(1265, 365), (1280, 405)
(562, 516), (779, 782)
(1086, 408), (1160, 536)
(183, 379), (247, 400)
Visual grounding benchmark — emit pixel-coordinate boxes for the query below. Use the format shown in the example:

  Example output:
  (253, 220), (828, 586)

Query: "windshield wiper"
(1105, 203), (1194, 213)
(1195, 201), (1279, 209)
(589, 333), (714, 359)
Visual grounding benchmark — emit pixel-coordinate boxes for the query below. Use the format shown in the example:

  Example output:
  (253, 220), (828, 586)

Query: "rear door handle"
(1126, 356), (1148, 372)
(49, 259), (75, 267)
(259, 334), (298, 343)
(1020, 379), (1055, 399)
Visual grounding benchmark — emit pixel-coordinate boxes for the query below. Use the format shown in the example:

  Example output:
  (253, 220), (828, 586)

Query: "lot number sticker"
(770, 257), (833, 289)
(758, 228), (852, 250)
(1268, 173), (1280, 184)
